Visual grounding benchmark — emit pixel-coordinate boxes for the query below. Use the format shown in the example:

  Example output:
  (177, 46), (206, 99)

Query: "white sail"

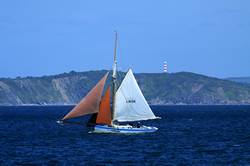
(114, 69), (158, 122)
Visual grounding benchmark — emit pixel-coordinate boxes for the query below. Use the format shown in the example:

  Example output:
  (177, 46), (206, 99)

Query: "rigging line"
(116, 69), (123, 88)
(115, 33), (125, 89)
(114, 32), (130, 106)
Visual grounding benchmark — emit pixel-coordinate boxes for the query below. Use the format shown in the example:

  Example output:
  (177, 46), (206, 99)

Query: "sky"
(0, 0), (250, 78)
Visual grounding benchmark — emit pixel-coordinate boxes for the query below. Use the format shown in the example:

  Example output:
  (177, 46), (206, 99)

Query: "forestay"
(114, 69), (157, 122)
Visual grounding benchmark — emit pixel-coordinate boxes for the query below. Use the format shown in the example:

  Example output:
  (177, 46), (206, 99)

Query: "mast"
(112, 31), (118, 122)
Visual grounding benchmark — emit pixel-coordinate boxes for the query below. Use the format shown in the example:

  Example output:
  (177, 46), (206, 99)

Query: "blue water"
(1, 105), (250, 165)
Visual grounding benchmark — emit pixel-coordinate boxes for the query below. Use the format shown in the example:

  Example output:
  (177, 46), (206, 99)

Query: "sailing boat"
(58, 32), (159, 133)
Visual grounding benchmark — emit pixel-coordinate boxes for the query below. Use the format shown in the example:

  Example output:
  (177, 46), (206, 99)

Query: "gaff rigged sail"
(62, 72), (109, 121)
(96, 86), (111, 125)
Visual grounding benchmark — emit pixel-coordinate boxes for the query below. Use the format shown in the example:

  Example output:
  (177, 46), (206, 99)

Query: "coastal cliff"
(1, 70), (250, 105)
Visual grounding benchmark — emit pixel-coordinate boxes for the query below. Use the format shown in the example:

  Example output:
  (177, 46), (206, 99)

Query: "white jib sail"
(114, 69), (158, 122)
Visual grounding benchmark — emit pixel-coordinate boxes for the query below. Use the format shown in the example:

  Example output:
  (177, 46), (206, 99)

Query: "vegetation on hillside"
(0, 71), (250, 105)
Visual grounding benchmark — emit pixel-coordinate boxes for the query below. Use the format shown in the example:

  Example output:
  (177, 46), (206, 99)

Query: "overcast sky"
(0, 0), (250, 78)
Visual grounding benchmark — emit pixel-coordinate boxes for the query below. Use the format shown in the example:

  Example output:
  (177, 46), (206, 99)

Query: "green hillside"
(1, 70), (250, 105)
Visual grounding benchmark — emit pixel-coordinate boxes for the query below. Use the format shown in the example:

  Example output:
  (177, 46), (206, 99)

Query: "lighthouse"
(163, 61), (168, 73)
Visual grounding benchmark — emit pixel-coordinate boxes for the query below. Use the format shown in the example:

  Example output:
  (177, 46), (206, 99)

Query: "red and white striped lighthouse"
(163, 61), (168, 73)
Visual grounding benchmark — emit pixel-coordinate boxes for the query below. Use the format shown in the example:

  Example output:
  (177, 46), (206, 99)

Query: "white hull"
(92, 124), (158, 134)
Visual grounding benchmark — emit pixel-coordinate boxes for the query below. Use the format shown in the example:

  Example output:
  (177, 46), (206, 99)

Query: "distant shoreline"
(1, 70), (250, 106)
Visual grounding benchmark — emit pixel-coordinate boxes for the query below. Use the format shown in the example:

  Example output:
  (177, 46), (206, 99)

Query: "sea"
(0, 105), (250, 165)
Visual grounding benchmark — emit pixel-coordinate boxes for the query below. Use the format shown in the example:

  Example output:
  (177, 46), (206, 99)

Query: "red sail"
(96, 86), (111, 125)
(62, 72), (109, 121)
